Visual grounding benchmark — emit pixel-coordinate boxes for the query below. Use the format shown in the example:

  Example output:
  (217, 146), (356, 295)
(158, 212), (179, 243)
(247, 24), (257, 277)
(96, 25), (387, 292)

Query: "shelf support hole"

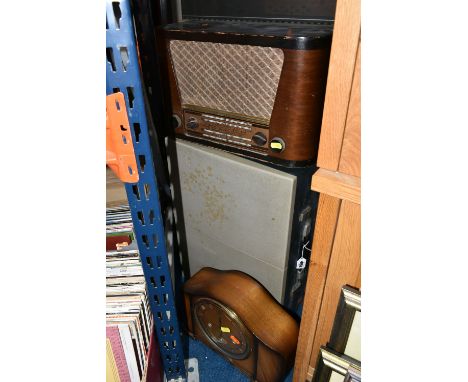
(112, 2), (121, 29)
(146, 256), (153, 269)
(106, 48), (116, 72)
(132, 184), (140, 200)
(137, 211), (145, 226)
(144, 184), (150, 200)
(142, 234), (149, 249)
(120, 47), (129, 71)
(126, 87), (135, 108)
(133, 123), (141, 143)
(139, 155), (146, 173)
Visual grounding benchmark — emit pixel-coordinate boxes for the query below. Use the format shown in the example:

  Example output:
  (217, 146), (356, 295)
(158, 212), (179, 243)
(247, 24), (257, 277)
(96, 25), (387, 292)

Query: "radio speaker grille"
(169, 40), (284, 121)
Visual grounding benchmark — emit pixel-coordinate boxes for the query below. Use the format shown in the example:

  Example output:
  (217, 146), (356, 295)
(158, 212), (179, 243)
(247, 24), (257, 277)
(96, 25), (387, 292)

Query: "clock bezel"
(193, 297), (252, 360)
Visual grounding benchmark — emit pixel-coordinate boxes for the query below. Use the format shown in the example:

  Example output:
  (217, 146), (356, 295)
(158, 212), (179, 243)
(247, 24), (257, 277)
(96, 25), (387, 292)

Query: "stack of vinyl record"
(106, 205), (134, 251)
(106, 203), (153, 382)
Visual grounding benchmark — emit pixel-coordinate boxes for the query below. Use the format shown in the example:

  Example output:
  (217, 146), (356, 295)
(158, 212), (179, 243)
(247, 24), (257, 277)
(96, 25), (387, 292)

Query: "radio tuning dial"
(187, 117), (199, 130)
(251, 132), (267, 146)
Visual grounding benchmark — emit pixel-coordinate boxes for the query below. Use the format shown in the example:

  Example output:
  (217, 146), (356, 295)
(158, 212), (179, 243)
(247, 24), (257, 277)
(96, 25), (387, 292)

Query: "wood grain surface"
(338, 41), (361, 177)
(293, 194), (342, 382)
(184, 267), (299, 382)
(306, 200), (361, 376)
(166, 40), (183, 127)
(317, 0), (361, 171)
(311, 168), (360, 205)
(294, 1), (361, 379)
(269, 48), (330, 162)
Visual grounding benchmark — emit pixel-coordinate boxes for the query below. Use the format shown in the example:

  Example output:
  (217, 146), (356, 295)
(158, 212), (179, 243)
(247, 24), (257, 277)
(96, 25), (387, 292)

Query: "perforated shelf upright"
(106, 0), (186, 380)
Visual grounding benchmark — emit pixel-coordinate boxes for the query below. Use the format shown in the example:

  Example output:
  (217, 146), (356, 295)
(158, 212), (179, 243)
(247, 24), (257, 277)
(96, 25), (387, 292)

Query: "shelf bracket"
(106, 92), (139, 183)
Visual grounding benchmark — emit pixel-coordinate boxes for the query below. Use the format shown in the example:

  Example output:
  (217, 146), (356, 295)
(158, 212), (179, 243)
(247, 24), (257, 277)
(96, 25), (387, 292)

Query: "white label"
(296, 258), (307, 270)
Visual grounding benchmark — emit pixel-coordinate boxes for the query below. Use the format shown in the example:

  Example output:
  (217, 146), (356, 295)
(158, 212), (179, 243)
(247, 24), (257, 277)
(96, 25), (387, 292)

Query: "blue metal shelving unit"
(106, 0), (186, 379)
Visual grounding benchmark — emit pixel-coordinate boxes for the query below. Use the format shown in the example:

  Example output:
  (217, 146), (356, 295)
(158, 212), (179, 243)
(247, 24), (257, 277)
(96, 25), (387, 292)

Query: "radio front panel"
(181, 109), (270, 157)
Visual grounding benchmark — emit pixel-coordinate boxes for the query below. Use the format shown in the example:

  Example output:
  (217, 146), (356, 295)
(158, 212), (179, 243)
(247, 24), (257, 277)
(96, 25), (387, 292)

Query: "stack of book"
(106, 203), (154, 382)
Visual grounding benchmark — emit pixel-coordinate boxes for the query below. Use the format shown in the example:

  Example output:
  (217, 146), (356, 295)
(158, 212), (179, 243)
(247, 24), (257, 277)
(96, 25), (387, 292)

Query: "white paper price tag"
(296, 258), (307, 270)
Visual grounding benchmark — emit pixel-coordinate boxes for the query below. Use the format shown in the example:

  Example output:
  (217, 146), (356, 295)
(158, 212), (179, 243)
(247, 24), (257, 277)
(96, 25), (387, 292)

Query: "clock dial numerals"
(194, 298), (250, 360)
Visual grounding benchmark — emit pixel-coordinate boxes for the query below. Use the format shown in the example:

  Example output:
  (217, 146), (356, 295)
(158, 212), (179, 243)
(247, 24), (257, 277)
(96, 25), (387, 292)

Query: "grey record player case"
(168, 138), (317, 311)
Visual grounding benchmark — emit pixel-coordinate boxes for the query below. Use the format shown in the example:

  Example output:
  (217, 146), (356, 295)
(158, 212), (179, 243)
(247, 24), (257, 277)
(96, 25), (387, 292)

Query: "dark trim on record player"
(162, 22), (332, 50)
(174, 134), (315, 168)
(183, 16), (334, 26)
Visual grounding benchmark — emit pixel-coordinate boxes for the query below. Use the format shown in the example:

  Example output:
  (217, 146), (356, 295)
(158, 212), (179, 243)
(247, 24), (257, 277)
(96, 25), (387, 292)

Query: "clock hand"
(218, 314), (222, 339)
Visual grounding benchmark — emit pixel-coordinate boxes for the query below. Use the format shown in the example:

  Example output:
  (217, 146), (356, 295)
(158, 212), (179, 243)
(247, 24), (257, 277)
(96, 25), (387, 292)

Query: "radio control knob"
(172, 114), (182, 129)
(251, 132), (267, 146)
(270, 137), (286, 153)
(187, 117), (198, 130)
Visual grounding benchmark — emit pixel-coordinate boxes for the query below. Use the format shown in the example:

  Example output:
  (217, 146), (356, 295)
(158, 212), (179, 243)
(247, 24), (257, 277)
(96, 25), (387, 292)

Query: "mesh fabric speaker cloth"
(169, 40), (285, 121)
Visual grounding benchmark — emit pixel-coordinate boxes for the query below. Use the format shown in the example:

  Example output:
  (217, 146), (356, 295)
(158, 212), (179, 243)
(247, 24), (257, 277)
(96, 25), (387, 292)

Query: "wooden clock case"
(184, 267), (300, 382)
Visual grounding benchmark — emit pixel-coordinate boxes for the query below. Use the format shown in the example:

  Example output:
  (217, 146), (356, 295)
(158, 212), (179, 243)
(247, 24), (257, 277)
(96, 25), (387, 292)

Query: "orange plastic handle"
(106, 92), (139, 183)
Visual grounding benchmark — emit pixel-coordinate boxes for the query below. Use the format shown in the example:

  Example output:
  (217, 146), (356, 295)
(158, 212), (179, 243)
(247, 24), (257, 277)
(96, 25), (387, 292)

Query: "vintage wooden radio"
(184, 267), (300, 382)
(163, 20), (332, 166)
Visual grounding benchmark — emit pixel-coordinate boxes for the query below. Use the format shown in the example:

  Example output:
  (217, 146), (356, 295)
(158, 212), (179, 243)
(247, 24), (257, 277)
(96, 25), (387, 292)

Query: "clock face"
(194, 297), (251, 360)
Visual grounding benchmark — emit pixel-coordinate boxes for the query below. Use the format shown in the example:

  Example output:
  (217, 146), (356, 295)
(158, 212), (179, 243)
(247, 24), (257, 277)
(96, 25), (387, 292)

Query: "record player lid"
(163, 19), (333, 50)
